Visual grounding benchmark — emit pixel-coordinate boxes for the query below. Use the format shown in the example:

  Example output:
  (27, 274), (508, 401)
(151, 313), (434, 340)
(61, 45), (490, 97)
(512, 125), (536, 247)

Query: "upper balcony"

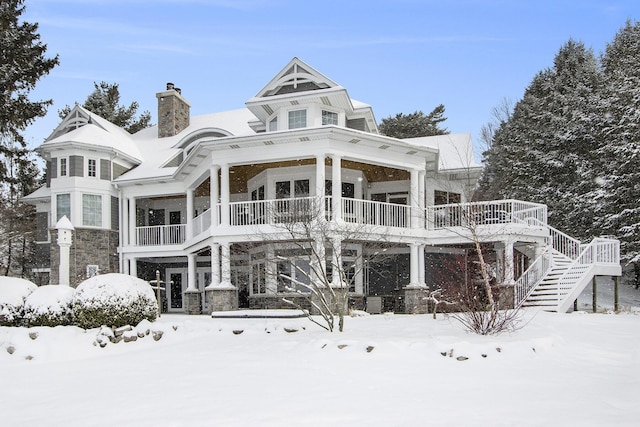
(132, 198), (548, 247)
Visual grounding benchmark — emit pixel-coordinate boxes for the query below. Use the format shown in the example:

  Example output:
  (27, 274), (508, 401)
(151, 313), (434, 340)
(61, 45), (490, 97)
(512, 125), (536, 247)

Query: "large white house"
(23, 58), (621, 314)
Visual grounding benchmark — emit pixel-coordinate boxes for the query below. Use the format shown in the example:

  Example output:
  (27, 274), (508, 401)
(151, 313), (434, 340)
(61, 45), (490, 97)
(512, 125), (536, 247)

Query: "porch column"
(419, 171), (426, 229)
(331, 154), (342, 222)
(121, 196), (129, 248)
(220, 164), (230, 227)
(187, 253), (197, 291)
(220, 242), (232, 287)
(205, 241), (237, 313)
(408, 242), (421, 287)
(410, 168), (420, 229)
(130, 256), (137, 278)
(210, 165), (220, 227)
(185, 252), (202, 314)
(504, 240), (515, 285)
(210, 243), (221, 287)
(418, 244), (426, 287)
(186, 188), (194, 238)
(315, 154), (326, 216)
(128, 198), (136, 246)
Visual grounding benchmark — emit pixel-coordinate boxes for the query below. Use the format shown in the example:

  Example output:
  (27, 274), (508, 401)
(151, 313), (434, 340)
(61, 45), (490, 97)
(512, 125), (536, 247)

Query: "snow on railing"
(229, 197), (317, 226)
(192, 208), (211, 237)
(136, 224), (185, 246)
(514, 249), (552, 308)
(554, 237), (620, 304)
(426, 199), (547, 230)
(526, 218), (581, 259)
(342, 198), (409, 228)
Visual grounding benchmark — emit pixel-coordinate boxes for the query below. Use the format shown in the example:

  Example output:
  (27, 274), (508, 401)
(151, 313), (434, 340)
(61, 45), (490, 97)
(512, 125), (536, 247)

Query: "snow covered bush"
(72, 273), (157, 329)
(23, 285), (75, 327)
(0, 277), (37, 326)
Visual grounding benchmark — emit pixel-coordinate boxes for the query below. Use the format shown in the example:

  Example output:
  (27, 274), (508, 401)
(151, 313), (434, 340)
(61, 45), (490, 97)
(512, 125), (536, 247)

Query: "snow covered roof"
(41, 105), (142, 163)
(405, 133), (482, 172)
(21, 185), (50, 202)
(117, 108), (258, 182)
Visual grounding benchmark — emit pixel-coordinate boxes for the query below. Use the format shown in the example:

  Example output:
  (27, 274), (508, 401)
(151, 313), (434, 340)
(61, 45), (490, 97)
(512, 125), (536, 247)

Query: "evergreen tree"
(0, 0), (56, 277)
(478, 40), (603, 238)
(59, 81), (151, 133)
(0, 0), (59, 148)
(595, 20), (640, 270)
(379, 104), (449, 138)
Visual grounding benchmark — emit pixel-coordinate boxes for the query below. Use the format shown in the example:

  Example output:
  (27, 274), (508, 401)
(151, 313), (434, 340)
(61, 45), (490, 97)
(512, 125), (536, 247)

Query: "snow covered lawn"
(1, 308), (639, 426)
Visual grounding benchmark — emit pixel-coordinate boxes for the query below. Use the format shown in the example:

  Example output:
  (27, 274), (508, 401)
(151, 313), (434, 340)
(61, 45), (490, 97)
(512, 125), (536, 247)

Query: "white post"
(316, 154), (326, 216)
(408, 242), (421, 288)
(55, 216), (74, 286)
(220, 164), (230, 227)
(220, 242), (232, 287)
(128, 198), (136, 246)
(209, 243), (221, 287)
(331, 154), (342, 222)
(410, 168), (420, 229)
(210, 166), (220, 227)
(504, 240), (515, 285)
(186, 188), (194, 238)
(418, 244), (426, 287)
(187, 253), (197, 291)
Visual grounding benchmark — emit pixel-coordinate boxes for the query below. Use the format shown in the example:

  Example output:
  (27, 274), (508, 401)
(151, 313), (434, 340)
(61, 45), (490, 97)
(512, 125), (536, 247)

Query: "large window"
(82, 194), (102, 226)
(322, 110), (338, 125)
(434, 190), (461, 205)
(288, 109), (306, 129)
(88, 159), (97, 177)
(56, 193), (70, 221)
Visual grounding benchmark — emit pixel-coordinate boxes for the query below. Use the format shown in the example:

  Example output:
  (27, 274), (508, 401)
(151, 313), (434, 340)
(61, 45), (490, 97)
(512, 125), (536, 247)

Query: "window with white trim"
(322, 110), (338, 125)
(87, 159), (97, 177)
(56, 193), (70, 221)
(59, 158), (67, 177)
(82, 194), (102, 227)
(288, 109), (306, 129)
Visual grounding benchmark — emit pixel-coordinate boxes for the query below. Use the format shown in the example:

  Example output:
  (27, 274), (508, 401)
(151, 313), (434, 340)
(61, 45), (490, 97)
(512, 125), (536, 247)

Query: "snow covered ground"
(1, 285), (639, 426)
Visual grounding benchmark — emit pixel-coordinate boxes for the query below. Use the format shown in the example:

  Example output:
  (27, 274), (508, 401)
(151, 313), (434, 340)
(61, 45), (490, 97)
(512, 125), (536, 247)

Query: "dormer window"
(88, 159), (97, 177)
(322, 110), (338, 126)
(288, 109), (306, 129)
(269, 117), (278, 132)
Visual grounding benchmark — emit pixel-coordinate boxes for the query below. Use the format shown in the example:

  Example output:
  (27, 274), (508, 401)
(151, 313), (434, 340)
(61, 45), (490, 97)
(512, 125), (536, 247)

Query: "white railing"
(193, 208), (211, 237)
(555, 239), (619, 302)
(342, 198), (409, 228)
(136, 224), (186, 246)
(527, 218), (581, 259)
(426, 199), (547, 230)
(514, 250), (552, 307)
(229, 197), (317, 226)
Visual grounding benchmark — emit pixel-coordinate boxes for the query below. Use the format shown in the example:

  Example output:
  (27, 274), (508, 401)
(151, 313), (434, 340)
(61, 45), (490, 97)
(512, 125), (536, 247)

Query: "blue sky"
(22, 0), (640, 156)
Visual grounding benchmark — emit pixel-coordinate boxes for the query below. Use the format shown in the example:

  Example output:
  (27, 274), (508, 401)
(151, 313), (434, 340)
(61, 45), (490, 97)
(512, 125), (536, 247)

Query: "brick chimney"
(156, 82), (191, 138)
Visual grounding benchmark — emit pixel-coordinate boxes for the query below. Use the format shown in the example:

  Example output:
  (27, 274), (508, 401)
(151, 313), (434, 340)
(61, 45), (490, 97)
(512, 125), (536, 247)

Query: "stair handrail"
(554, 237), (620, 304)
(513, 247), (553, 308)
(525, 218), (581, 259)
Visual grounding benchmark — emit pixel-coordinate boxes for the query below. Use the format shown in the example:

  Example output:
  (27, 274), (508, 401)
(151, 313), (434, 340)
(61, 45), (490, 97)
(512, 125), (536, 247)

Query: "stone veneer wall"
(50, 228), (119, 286)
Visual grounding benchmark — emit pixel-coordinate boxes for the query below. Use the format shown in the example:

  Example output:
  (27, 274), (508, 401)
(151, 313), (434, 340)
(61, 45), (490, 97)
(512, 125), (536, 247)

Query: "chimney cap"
(166, 82), (175, 90)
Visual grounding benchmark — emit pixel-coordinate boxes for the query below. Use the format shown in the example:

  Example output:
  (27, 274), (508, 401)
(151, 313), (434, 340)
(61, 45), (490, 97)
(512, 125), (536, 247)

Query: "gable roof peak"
(254, 57), (341, 99)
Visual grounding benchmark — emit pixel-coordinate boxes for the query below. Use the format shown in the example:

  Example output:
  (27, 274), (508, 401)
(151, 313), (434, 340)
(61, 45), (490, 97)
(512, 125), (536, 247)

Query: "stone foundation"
(184, 291), (202, 315)
(205, 288), (238, 313)
(50, 228), (119, 286)
(404, 287), (431, 314)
